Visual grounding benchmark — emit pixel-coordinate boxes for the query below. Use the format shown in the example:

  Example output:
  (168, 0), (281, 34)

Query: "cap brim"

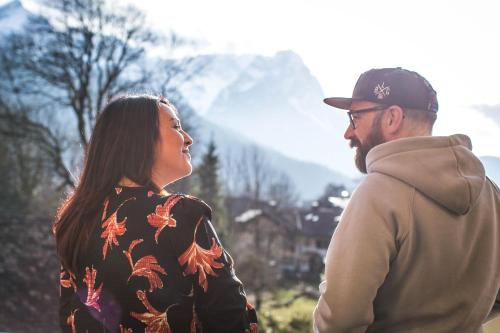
(323, 97), (354, 110)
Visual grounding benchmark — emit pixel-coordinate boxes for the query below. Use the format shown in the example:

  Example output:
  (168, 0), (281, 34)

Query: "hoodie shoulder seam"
(449, 145), (471, 214)
(406, 187), (415, 242)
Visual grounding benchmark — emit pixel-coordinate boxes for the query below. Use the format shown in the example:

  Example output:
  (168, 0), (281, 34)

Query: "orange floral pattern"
(178, 217), (224, 292)
(147, 195), (183, 243)
(60, 269), (77, 292)
(58, 187), (257, 332)
(66, 309), (78, 333)
(130, 290), (177, 333)
(190, 302), (199, 333)
(101, 197), (135, 259)
(101, 198), (109, 221)
(246, 323), (259, 333)
(123, 239), (167, 292)
(83, 266), (103, 312)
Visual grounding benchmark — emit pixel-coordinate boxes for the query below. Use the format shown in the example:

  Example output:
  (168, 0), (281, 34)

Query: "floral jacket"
(58, 186), (258, 332)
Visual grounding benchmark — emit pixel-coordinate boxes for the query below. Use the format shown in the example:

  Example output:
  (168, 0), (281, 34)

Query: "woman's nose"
(183, 131), (193, 146)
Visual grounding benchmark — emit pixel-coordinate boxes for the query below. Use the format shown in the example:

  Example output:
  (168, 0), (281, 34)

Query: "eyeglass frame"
(347, 105), (389, 129)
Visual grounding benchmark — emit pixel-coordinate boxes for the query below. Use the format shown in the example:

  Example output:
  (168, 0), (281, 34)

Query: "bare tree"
(0, 97), (74, 189)
(221, 145), (273, 242)
(221, 145), (298, 310)
(222, 145), (297, 205)
(242, 146), (272, 202)
(220, 147), (242, 197)
(222, 145), (272, 201)
(0, 0), (200, 189)
(267, 171), (299, 210)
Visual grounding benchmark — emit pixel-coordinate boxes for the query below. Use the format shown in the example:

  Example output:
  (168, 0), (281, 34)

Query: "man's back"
(314, 134), (500, 333)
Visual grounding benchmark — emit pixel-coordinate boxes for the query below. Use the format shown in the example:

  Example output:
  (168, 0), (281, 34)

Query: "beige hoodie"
(313, 134), (500, 333)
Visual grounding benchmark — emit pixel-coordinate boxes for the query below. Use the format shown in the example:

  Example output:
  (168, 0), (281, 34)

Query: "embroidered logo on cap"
(374, 82), (390, 100)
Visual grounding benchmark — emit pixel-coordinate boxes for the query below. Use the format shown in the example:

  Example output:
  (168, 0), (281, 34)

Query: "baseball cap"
(324, 67), (438, 112)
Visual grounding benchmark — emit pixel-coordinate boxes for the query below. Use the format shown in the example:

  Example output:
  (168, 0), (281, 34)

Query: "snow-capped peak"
(0, 0), (31, 35)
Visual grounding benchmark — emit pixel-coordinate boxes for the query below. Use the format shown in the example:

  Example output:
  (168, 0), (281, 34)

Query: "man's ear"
(384, 105), (405, 136)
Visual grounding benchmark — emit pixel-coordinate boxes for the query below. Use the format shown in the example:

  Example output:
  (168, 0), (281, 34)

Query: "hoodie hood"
(366, 134), (485, 215)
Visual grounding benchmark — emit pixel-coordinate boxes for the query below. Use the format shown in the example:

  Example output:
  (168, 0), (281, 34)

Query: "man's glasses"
(347, 105), (388, 129)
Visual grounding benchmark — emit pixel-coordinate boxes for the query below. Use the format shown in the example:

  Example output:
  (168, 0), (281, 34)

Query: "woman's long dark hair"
(55, 94), (169, 273)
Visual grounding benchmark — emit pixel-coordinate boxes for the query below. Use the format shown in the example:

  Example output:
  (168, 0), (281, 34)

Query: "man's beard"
(350, 115), (386, 174)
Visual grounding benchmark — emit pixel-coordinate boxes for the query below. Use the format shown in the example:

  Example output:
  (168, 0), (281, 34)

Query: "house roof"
(298, 208), (340, 237)
(227, 196), (344, 238)
(227, 196), (298, 233)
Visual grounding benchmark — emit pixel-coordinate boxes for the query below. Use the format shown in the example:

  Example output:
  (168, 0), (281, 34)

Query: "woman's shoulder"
(147, 192), (212, 219)
(111, 186), (212, 221)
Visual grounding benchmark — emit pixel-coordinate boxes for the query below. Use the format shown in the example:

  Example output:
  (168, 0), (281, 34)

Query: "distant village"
(227, 184), (349, 285)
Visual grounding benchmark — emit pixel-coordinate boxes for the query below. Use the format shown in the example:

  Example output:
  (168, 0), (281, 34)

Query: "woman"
(54, 95), (258, 332)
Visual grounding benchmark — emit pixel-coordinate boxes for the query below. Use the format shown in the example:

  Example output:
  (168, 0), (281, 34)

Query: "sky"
(8, 0), (500, 158)
(128, 0), (500, 158)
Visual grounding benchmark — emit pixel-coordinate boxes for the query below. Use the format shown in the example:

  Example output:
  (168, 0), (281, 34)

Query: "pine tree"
(196, 138), (228, 240)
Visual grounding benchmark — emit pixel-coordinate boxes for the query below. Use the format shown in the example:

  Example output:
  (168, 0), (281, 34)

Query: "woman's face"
(151, 103), (193, 188)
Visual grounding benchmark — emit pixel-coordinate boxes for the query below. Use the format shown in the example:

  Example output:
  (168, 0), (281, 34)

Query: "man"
(313, 67), (500, 332)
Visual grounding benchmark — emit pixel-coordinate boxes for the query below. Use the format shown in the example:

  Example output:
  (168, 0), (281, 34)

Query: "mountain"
(0, 0), (31, 35)
(180, 51), (500, 188)
(481, 156), (500, 185)
(177, 54), (256, 115)
(193, 114), (356, 200)
(0, 2), (356, 199)
(179, 51), (359, 178)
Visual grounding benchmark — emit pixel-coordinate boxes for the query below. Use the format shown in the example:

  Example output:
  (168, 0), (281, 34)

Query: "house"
(226, 194), (349, 283)
(292, 198), (345, 281)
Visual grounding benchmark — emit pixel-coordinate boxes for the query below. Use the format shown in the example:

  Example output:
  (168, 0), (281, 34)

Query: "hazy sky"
(11, 0), (500, 157)
(138, 0), (500, 157)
